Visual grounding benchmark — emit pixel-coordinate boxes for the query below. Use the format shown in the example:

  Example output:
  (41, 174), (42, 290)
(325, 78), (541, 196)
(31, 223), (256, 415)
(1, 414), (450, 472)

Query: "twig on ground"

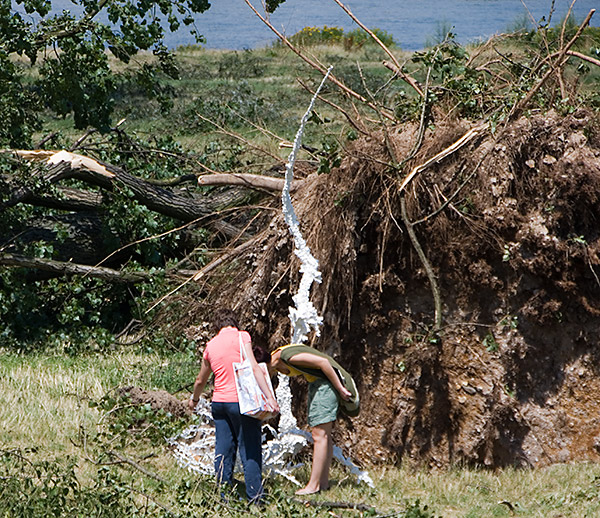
(106, 450), (168, 484)
(292, 498), (379, 514)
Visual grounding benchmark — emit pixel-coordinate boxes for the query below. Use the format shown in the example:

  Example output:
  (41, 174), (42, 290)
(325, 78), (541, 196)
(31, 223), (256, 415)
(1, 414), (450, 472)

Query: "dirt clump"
(190, 109), (600, 470)
(119, 386), (190, 419)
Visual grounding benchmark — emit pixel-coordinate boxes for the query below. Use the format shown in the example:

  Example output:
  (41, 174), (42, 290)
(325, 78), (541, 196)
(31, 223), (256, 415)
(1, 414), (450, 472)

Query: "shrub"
(285, 26), (396, 49)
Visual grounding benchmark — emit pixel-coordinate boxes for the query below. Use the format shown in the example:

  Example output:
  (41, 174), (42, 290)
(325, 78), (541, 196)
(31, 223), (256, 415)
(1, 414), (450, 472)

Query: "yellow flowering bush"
(286, 26), (396, 48)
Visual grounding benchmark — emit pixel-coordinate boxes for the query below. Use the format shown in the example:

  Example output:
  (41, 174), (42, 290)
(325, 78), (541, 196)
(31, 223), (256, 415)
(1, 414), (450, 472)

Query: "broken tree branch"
(566, 50), (600, 68)
(4, 149), (248, 240)
(398, 123), (489, 194)
(0, 253), (150, 283)
(106, 450), (167, 484)
(198, 172), (304, 192)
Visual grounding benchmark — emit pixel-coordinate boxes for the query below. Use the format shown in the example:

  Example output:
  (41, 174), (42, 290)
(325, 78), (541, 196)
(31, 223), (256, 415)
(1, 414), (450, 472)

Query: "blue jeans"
(211, 401), (263, 502)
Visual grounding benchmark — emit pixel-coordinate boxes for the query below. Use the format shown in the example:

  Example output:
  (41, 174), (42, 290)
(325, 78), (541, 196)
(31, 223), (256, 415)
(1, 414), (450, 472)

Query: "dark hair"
(212, 308), (239, 333)
(252, 345), (270, 364)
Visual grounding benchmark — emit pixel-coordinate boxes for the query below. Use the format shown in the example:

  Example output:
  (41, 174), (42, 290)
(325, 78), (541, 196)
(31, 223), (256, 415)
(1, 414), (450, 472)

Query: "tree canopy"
(1, 0), (211, 147)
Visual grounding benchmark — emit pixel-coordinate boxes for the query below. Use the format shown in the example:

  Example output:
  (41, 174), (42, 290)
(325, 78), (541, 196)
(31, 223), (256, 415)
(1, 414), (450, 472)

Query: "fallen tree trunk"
(4, 150), (301, 240)
(0, 252), (211, 283)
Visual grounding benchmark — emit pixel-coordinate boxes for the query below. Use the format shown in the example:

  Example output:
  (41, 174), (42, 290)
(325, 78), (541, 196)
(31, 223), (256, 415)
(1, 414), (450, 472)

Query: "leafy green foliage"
(482, 332), (499, 353)
(0, 137), (194, 353)
(0, 268), (126, 352)
(0, 55), (42, 147)
(265, 0), (287, 13)
(92, 391), (189, 448)
(316, 136), (342, 174)
(0, 0), (211, 146)
(0, 450), (168, 517)
(412, 37), (496, 119)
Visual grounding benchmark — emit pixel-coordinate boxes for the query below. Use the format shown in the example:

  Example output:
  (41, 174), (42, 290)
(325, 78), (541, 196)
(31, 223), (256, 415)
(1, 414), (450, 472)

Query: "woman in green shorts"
(270, 344), (359, 495)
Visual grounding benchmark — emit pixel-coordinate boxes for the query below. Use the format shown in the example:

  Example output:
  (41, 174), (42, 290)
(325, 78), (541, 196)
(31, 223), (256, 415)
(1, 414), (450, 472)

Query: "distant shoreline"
(23, 0), (600, 52)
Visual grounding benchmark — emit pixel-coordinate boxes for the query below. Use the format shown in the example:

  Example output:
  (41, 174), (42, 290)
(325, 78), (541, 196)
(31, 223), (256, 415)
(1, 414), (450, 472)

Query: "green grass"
(2, 350), (600, 517)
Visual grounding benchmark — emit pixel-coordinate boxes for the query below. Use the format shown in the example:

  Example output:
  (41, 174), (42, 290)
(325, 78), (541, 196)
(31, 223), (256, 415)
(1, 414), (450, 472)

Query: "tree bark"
(27, 187), (106, 212)
(198, 173), (303, 192)
(0, 253), (150, 283)
(3, 151), (296, 240)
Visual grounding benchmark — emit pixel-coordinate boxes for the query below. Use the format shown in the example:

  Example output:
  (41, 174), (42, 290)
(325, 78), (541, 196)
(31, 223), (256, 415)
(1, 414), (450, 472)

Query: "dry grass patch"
(0, 352), (162, 452)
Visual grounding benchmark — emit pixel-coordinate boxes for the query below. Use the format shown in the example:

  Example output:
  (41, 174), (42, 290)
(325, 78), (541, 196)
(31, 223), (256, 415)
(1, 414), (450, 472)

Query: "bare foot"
(295, 486), (320, 496)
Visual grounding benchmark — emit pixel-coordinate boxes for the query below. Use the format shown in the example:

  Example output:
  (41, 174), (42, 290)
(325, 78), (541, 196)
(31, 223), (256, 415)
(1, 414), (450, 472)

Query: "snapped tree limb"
(198, 173), (304, 192)
(0, 253), (150, 283)
(3, 150), (247, 239)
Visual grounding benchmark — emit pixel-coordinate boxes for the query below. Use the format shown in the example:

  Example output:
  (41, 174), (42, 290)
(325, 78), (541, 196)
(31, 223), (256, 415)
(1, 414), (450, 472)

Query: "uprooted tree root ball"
(187, 108), (600, 469)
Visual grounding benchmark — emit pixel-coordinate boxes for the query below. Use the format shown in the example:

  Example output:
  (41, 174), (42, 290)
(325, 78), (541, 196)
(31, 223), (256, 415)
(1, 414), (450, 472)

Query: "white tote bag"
(233, 333), (277, 421)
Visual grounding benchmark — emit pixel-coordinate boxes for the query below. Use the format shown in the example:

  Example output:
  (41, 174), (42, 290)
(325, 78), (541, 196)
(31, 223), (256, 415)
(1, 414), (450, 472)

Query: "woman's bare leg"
(295, 421), (333, 495)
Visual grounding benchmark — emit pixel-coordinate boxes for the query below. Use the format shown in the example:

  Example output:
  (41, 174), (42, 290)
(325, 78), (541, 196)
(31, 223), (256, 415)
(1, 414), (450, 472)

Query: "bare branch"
(509, 9), (596, 121)
(331, 0), (423, 97)
(198, 172), (304, 192)
(566, 50), (600, 68)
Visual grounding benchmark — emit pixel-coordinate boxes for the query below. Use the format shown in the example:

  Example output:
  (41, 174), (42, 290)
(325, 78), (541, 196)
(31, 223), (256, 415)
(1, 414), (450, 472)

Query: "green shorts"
(307, 378), (339, 427)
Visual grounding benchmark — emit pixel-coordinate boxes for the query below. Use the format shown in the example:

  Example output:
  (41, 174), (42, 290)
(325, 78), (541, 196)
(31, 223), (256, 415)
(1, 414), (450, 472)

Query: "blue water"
(170, 0), (599, 50)
(20, 0), (600, 51)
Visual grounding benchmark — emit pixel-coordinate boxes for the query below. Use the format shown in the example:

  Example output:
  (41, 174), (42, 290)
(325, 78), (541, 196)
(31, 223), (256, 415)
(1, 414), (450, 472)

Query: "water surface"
(174, 0), (599, 50)
(31, 0), (600, 51)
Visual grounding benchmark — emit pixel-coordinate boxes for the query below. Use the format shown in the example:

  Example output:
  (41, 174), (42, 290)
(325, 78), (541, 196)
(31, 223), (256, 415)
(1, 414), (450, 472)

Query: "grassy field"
(2, 350), (600, 517)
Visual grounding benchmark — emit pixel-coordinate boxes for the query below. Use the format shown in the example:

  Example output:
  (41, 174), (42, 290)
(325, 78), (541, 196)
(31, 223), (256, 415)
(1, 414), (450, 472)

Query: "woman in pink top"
(189, 309), (278, 503)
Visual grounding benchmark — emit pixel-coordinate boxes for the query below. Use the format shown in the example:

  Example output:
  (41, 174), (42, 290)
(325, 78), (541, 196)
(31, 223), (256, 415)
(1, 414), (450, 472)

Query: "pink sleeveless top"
(203, 326), (250, 403)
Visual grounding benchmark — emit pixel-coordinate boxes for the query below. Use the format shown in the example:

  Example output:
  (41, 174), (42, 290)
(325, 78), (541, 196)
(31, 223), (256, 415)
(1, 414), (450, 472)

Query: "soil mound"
(119, 386), (190, 419)
(192, 109), (600, 469)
